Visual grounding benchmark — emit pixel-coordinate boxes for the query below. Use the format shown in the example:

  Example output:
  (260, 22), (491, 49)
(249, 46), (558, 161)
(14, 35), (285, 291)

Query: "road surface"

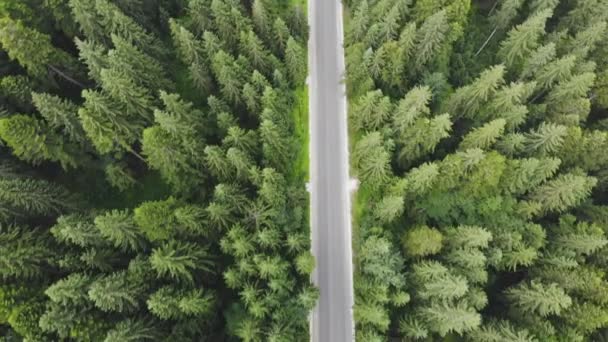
(308, 0), (355, 341)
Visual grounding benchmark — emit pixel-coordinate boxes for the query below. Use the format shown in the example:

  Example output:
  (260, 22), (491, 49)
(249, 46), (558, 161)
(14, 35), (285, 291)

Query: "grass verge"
(290, 86), (310, 183)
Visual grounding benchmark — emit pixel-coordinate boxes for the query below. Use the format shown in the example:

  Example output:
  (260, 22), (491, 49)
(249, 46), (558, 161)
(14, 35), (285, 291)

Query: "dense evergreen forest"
(346, 0), (608, 340)
(0, 0), (313, 340)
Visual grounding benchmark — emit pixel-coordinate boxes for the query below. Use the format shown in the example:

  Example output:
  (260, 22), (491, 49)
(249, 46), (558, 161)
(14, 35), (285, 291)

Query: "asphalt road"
(308, 0), (355, 341)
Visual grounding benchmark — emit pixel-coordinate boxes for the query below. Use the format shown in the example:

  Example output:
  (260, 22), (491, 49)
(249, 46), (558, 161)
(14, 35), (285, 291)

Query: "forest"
(345, 0), (608, 340)
(0, 0), (313, 341)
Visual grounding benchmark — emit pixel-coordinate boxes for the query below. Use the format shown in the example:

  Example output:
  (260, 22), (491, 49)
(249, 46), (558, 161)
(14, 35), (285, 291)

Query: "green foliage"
(0, 225), (55, 280)
(150, 240), (214, 283)
(401, 225), (443, 258)
(95, 210), (146, 251)
(0, 114), (82, 169)
(0, 177), (76, 218)
(0, 17), (78, 80)
(345, 0), (608, 338)
(134, 198), (181, 241)
(506, 281), (572, 317)
(0, 0), (313, 340)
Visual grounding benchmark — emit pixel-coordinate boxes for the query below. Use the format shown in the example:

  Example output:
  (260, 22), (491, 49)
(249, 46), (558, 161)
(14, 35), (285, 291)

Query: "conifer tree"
(94, 210), (146, 252)
(150, 240), (214, 283)
(45, 273), (94, 307)
(0, 114), (81, 169)
(170, 19), (205, 66)
(51, 214), (105, 248)
(0, 178), (76, 218)
(79, 89), (144, 155)
(414, 10), (449, 71)
(353, 132), (392, 189)
(32, 92), (87, 144)
(498, 9), (552, 69)
(397, 113), (452, 165)
(393, 86), (432, 138)
(352, 90), (393, 131)
(401, 225), (443, 258)
(420, 302), (481, 336)
(0, 17), (81, 83)
(447, 65), (505, 118)
(285, 37), (306, 85)
(506, 281), (572, 317)
(530, 173), (597, 213)
(460, 119), (506, 150)
(524, 122), (568, 155)
(104, 318), (160, 342)
(0, 225), (55, 280)
(88, 271), (142, 313)
(75, 37), (108, 83)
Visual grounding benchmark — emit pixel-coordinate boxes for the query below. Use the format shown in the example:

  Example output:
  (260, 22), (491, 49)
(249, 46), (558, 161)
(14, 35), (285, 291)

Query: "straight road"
(308, 0), (355, 341)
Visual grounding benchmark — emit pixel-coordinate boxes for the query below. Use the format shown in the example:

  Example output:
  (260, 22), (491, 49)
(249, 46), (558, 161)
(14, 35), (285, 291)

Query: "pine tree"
(272, 17), (290, 54)
(0, 75), (34, 112)
(352, 90), (393, 131)
(170, 19), (205, 66)
(404, 162), (439, 196)
(530, 172), (597, 212)
(524, 122), (568, 155)
(285, 37), (306, 85)
(532, 55), (576, 91)
(460, 119), (506, 150)
(69, 0), (106, 42)
(0, 178), (76, 218)
(498, 9), (552, 69)
(520, 43), (556, 80)
(31, 92), (87, 144)
(107, 34), (172, 91)
(393, 86), (432, 137)
(142, 126), (205, 191)
(377, 4), (401, 43)
(414, 10), (449, 71)
(506, 281), (572, 317)
(353, 132), (392, 189)
(252, 0), (271, 40)
(74, 37), (108, 83)
(501, 157), (561, 195)
(563, 21), (607, 60)
(401, 225), (443, 257)
(150, 240), (214, 283)
(295, 251), (315, 275)
(397, 113), (452, 165)
(104, 318), (160, 342)
(134, 198), (181, 242)
(104, 161), (137, 191)
(92, 0), (164, 58)
(88, 270), (144, 313)
(212, 51), (247, 104)
(469, 320), (538, 342)
(0, 114), (81, 169)
(0, 225), (55, 280)
(51, 214), (105, 248)
(239, 30), (273, 74)
(373, 195), (405, 224)
(420, 302), (481, 336)
(99, 68), (155, 121)
(147, 286), (214, 320)
(79, 88), (146, 154)
(0, 17), (80, 83)
(447, 65), (505, 118)
(491, 0), (526, 31)
(260, 119), (291, 172)
(45, 273), (94, 306)
(94, 210), (146, 252)
(348, 0), (370, 44)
